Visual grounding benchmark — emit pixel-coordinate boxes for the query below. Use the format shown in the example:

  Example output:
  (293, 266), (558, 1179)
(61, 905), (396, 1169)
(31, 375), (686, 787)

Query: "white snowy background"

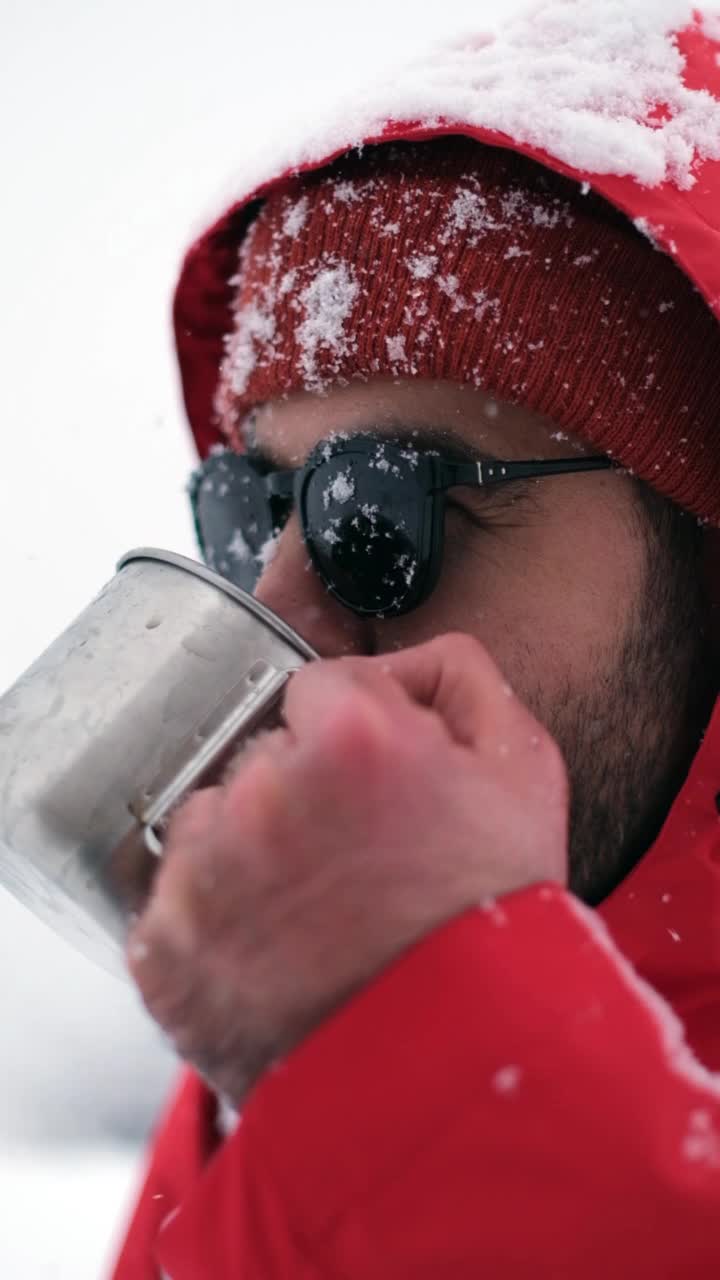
(1, 0), (530, 1274)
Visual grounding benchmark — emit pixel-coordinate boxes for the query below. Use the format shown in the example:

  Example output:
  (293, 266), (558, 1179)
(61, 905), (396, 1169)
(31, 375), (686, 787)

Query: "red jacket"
(113, 11), (720, 1278)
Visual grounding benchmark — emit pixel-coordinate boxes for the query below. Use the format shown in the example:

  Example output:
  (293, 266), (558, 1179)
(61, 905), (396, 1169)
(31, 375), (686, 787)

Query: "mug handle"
(131, 659), (292, 855)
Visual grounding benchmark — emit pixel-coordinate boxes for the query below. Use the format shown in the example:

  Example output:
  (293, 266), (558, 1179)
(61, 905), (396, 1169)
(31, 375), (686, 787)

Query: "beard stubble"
(539, 498), (714, 906)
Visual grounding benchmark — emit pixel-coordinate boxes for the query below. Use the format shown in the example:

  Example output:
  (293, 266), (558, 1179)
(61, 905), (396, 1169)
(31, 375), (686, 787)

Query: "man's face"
(247, 376), (707, 903)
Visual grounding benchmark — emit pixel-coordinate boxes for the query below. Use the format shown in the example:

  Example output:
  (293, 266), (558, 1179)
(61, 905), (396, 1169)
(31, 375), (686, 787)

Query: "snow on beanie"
(215, 138), (720, 525)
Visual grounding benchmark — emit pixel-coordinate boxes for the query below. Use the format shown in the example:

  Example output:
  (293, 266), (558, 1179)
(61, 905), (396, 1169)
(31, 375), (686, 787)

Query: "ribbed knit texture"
(216, 140), (720, 524)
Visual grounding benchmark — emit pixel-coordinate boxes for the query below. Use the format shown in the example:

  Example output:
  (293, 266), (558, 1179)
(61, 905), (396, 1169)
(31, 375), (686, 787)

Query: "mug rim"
(117, 548), (319, 663)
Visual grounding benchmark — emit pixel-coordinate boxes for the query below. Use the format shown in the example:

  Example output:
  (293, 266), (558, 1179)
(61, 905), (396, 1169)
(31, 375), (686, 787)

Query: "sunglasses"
(189, 434), (612, 618)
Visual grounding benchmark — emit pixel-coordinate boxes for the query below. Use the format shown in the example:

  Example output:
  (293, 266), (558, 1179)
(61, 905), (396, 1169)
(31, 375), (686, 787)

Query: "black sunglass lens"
(191, 453), (286, 592)
(302, 443), (426, 615)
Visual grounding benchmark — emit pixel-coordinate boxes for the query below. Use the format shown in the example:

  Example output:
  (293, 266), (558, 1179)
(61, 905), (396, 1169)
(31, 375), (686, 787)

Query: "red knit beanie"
(216, 139), (720, 524)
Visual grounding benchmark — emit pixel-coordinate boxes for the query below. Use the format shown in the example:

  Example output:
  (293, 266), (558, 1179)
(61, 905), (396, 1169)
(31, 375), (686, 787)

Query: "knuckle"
(223, 753), (286, 853)
(285, 658), (334, 705)
(319, 682), (393, 765)
(437, 631), (494, 674)
(438, 630), (481, 657)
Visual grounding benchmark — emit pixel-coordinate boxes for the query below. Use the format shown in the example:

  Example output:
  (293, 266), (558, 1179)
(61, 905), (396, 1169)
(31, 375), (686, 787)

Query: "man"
(114, 5), (720, 1276)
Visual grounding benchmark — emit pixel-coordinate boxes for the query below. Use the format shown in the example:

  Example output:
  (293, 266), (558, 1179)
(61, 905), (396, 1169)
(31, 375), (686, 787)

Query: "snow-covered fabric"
(215, 139), (720, 524)
(113, 5), (720, 1276)
(174, 4), (720, 469)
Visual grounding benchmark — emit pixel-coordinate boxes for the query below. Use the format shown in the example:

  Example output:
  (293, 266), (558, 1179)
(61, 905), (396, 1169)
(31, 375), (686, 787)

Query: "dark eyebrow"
(248, 422), (502, 471)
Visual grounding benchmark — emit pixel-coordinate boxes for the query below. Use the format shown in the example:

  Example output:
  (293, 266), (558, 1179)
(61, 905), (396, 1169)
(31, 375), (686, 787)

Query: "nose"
(253, 517), (375, 659)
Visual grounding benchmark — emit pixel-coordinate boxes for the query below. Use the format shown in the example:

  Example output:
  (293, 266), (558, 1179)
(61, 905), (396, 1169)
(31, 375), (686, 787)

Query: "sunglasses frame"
(190, 435), (613, 617)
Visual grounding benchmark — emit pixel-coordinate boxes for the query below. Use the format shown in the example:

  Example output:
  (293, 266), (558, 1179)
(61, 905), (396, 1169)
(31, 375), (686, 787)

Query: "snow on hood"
(244, 0), (720, 192)
(174, 0), (720, 459)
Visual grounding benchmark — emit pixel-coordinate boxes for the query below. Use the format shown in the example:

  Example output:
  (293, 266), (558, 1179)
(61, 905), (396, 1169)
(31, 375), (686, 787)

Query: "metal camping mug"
(0, 549), (317, 975)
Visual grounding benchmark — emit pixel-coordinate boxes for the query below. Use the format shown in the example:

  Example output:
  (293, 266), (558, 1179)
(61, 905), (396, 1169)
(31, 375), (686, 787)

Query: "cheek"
(376, 494), (645, 708)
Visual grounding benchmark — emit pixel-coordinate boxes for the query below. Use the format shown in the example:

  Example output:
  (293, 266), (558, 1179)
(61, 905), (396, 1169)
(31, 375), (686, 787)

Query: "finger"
(131, 786), (224, 954)
(368, 633), (519, 749)
(221, 724), (295, 784)
(221, 739), (293, 848)
(162, 784), (224, 856)
(283, 659), (405, 748)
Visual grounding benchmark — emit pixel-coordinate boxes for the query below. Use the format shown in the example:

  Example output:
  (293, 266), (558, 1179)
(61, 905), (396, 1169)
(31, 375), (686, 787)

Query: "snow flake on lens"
(368, 441), (403, 477)
(322, 466), (356, 509)
(226, 523), (279, 573)
(351, 502), (382, 545)
(255, 532), (280, 572)
(321, 430), (351, 463)
(228, 529), (252, 563)
(360, 502), (380, 521)
(369, 443), (391, 473)
(396, 552), (417, 587)
(399, 446), (420, 470)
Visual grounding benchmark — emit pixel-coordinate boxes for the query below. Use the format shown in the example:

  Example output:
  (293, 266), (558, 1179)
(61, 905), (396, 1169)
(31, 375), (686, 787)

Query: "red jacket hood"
(172, 5), (720, 1067)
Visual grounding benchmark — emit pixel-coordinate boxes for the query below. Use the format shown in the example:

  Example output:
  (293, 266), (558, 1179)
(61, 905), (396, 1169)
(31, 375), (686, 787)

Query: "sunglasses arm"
(475, 456), (613, 488)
